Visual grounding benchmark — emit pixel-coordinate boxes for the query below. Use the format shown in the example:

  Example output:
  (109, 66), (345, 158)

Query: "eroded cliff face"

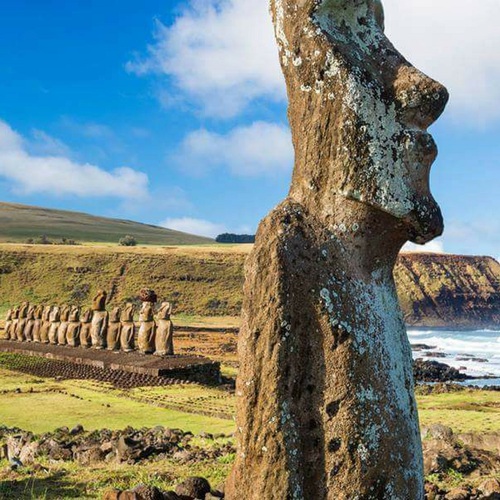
(396, 253), (500, 329)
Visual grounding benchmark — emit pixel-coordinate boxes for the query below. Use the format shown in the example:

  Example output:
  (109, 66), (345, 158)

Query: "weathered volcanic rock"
(226, 1), (448, 499)
(175, 477), (211, 499)
(414, 359), (467, 383)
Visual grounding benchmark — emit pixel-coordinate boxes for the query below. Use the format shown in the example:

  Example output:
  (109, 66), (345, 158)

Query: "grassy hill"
(0, 202), (213, 245)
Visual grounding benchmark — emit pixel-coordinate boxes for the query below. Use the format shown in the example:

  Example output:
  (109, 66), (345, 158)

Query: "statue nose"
(393, 64), (449, 130)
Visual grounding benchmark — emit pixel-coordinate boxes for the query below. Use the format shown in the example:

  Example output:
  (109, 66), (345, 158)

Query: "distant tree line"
(25, 235), (79, 246)
(215, 233), (256, 244)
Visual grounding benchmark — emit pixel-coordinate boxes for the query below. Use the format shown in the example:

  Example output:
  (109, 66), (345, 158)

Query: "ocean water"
(407, 328), (500, 385)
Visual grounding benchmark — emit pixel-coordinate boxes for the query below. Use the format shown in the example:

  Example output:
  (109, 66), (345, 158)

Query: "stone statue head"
(27, 306), (36, 320)
(35, 305), (44, 319)
(92, 290), (107, 311)
(158, 302), (172, 320)
(121, 303), (135, 322)
(43, 305), (52, 320)
(139, 301), (154, 322)
(272, 0), (448, 244)
(60, 305), (71, 321)
(50, 306), (60, 322)
(81, 308), (93, 323)
(19, 302), (30, 318)
(69, 306), (80, 322)
(110, 307), (121, 322)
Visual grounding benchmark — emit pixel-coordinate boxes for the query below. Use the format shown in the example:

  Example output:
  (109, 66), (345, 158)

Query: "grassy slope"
(0, 244), (247, 318)
(0, 202), (213, 245)
(0, 244), (499, 328)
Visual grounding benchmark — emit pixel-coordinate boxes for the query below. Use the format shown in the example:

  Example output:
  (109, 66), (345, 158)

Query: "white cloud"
(384, 0), (500, 125)
(129, 0), (500, 124)
(176, 121), (293, 176)
(126, 0), (284, 117)
(402, 240), (445, 254)
(160, 217), (225, 238)
(0, 119), (149, 199)
(28, 130), (72, 157)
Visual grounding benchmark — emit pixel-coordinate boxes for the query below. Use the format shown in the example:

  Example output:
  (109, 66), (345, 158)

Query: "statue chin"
(405, 202), (444, 245)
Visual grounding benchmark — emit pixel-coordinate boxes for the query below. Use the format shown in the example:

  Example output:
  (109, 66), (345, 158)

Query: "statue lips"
(397, 129), (443, 244)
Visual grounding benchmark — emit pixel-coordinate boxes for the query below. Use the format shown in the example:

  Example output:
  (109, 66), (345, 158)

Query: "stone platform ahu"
(227, 1), (448, 500)
(1, 288), (220, 385)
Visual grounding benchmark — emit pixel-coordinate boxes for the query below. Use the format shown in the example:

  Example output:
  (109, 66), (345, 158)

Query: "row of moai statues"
(2, 289), (174, 356)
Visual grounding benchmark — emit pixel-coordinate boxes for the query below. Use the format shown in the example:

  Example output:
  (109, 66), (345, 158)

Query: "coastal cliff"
(396, 253), (500, 329)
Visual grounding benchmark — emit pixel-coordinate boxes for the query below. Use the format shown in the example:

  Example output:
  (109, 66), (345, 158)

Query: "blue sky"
(0, 0), (498, 258)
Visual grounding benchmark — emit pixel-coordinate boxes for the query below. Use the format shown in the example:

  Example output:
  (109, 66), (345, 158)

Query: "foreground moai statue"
(106, 307), (122, 351)
(155, 302), (174, 356)
(138, 300), (156, 354)
(120, 303), (136, 352)
(66, 306), (81, 347)
(57, 305), (71, 345)
(40, 306), (52, 344)
(90, 290), (108, 349)
(48, 306), (61, 345)
(226, 2), (448, 499)
(80, 308), (93, 348)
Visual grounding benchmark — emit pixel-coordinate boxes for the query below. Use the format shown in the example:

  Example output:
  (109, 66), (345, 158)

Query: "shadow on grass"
(0, 470), (87, 499)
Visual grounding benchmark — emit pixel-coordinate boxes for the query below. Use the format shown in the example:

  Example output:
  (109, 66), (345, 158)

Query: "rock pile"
(1, 425), (234, 467)
(103, 477), (223, 500)
(422, 425), (500, 499)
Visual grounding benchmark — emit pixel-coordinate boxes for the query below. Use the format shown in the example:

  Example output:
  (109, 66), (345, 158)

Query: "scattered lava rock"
(175, 477), (211, 499)
(0, 426), (234, 467)
(414, 359), (468, 382)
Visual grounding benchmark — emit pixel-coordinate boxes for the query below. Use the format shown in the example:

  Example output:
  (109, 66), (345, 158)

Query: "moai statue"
(66, 306), (81, 347)
(90, 290), (108, 349)
(32, 305), (43, 343)
(39, 306), (52, 344)
(3, 308), (13, 340)
(226, 2), (448, 500)
(106, 307), (122, 351)
(10, 306), (20, 340)
(23, 305), (36, 342)
(80, 308), (93, 348)
(138, 300), (156, 354)
(57, 305), (71, 345)
(120, 303), (136, 352)
(48, 306), (61, 345)
(155, 302), (174, 356)
(16, 302), (30, 341)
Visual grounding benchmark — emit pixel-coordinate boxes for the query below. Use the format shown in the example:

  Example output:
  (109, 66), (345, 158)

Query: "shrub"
(215, 233), (255, 244)
(119, 235), (137, 247)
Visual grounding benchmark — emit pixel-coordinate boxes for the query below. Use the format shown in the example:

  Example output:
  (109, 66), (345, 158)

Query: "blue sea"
(407, 328), (500, 386)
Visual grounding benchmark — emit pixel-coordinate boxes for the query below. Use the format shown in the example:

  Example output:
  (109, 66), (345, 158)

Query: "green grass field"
(0, 361), (499, 499)
(0, 202), (213, 245)
(1, 363), (499, 436)
(0, 366), (234, 435)
(417, 389), (500, 433)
